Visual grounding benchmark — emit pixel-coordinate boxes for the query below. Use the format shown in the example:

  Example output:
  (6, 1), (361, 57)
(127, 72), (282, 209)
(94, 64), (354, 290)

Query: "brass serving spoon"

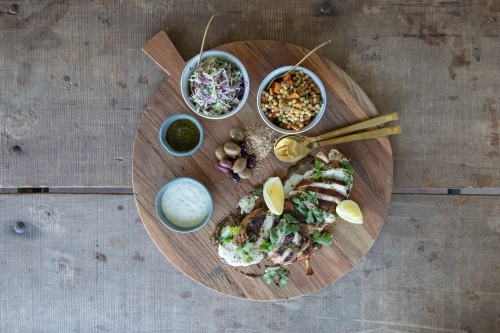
(265, 40), (331, 91)
(274, 112), (399, 149)
(196, 14), (215, 67)
(274, 125), (403, 163)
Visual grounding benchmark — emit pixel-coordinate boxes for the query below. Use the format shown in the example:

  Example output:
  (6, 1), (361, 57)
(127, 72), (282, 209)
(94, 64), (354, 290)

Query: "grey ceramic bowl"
(180, 50), (250, 120)
(159, 114), (203, 156)
(257, 66), (327, 134)
(155, 177), (213, 233)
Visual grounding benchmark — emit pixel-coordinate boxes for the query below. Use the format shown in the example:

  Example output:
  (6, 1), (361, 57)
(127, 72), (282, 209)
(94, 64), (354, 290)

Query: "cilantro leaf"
(259, 241), (273, 253)
(313, 230), (332, 245)
(286, 223), (300, 234)
(341, 159), (354, 176)
(276, 221), (286, 233)
(242, 242), (254, 252)
(283, 213), (298, 224)
(313, 161), (325, 180)
(269, 228), (279, 244)
(235, 242), (255, 260)
(263, 266), (290, 288)
(292, 191), (324, 226)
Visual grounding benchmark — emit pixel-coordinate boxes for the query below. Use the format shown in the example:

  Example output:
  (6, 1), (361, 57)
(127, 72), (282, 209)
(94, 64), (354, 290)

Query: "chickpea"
(262, 70), (322, 131)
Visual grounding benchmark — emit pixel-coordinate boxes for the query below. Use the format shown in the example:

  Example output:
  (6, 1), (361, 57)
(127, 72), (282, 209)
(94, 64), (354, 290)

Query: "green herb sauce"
(166, 119), (200, 152)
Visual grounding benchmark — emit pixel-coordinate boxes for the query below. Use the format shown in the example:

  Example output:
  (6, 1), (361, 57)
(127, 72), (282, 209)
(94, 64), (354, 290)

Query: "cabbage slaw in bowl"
(190, 57), (244, 116)
(180, 50), (250, 120)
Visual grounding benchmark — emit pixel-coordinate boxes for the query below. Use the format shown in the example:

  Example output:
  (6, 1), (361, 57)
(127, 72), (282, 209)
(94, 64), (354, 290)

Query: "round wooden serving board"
(133, 31), (393, 300)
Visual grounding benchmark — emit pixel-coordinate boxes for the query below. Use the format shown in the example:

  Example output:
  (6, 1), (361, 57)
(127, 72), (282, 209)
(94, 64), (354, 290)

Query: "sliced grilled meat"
(296, 178), (348, 197)
(236, 208), (272, 245)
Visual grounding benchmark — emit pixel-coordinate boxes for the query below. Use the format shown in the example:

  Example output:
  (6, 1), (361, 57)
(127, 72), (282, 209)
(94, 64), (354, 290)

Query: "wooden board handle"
(142, 30), (186, 80)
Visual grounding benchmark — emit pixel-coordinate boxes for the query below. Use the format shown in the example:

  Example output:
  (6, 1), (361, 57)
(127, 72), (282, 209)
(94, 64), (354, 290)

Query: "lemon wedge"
(263, 177), (284, 215)
(336, 200), (363, 224)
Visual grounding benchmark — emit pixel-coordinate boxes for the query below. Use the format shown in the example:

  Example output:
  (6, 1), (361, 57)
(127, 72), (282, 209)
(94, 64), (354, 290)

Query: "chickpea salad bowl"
(257, 66), (326, 134)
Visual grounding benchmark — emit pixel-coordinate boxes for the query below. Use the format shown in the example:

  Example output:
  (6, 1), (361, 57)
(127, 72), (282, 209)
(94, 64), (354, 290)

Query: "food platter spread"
(132, 31), (393, 300)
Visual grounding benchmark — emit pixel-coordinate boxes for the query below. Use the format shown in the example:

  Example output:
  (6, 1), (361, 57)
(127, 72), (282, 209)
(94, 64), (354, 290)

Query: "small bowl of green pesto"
(159, 114), (203, 156)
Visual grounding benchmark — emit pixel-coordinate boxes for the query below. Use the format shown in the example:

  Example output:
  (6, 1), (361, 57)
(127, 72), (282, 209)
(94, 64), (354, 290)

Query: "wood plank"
(0, 1), (499, 188)
(1, 193), (499, 332)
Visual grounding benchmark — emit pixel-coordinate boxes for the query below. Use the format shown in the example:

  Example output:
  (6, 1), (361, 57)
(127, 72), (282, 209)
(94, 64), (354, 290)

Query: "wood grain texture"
(133, 36), (393, 300)
(0, 1), (499, 188)
(1, 194), (499, 332)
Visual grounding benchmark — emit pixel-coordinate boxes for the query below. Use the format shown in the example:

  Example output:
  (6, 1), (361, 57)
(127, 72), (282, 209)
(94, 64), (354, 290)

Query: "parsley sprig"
(292, 191), (324, 225)
(263, 266), (289, 288)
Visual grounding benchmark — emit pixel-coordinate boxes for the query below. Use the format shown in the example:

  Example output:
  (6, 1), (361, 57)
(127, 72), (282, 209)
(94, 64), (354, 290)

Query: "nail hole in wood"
(14, 221), (25, 234)
(10, 145), (22, 156)
(7, 4), (19, 15)
(320, 2), (332, 13)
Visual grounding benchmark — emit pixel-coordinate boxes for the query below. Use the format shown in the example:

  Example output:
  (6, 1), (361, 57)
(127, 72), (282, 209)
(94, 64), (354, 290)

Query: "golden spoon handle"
(265, 40), (331, 91)
(287, 40), (331, 74)
(312, 125), (403, 147)
(313, 112), (399, 142)
(197, 14), (215, 67)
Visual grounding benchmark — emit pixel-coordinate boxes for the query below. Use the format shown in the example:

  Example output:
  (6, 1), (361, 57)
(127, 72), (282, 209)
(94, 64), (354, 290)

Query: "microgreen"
(263, 266), (289, 288)
(292, 191), (324, 225)
(312, 230), (333, 246)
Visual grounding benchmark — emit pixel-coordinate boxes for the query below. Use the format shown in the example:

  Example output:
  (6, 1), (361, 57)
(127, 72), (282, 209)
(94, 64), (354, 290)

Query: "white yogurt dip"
(161, 179), (211, 228)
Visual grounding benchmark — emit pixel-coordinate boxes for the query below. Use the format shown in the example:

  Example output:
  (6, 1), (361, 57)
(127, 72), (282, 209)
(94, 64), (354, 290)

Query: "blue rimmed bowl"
(159, 114), (203, 156)
(155, 177), (213, 233)
(180, 50), (250, 120)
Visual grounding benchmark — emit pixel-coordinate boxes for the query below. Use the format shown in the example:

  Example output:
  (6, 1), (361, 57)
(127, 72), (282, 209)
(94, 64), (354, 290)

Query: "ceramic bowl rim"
(256, 65), (327, 134)
(155, 177), (213, 233)
(158, 114), (204, 156)
(180, 50), (250, 120)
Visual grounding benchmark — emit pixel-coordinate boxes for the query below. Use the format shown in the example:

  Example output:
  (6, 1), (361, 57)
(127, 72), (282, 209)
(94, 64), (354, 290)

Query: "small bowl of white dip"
(155, 177), (213, 233)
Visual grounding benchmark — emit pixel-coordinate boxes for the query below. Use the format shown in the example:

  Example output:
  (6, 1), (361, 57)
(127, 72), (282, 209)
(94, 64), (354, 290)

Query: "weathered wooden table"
(1, 0), (499, 331)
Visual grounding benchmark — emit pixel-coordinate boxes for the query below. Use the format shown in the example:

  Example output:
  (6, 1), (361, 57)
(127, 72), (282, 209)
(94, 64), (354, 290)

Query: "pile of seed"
(243, 124), (273, 169)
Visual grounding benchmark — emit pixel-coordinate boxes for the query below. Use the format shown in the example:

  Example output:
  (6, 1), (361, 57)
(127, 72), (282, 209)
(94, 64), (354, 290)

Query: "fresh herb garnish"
(260, 215), (300, 254)
(259, 241), (273, 253)
(312, 160), (325, 180)
(263, 266), (289, 288)
(292, 191), (324, 225)
(283, 213), (298, 224)
(341, 159), (354, 190)
(312, 230), (333, 245)
(218, 226), (240, 243)
(341, 159), (354, 176)
(235, 242), (255, 263)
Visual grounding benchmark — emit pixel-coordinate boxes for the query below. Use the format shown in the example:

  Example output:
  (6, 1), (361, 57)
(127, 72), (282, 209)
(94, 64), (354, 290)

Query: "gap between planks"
(0, 187), (500, 195)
